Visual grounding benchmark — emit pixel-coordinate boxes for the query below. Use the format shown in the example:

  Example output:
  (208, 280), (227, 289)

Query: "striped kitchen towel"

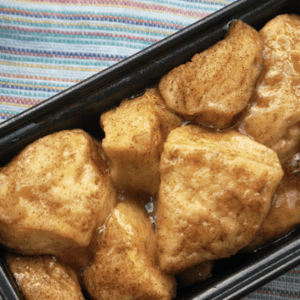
(0, 0), (234, 121)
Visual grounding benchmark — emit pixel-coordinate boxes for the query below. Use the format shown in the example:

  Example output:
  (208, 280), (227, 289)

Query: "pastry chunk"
(159, 20), (263, 129)
(5, 254), (84, 300)
(156, 126), (283, 274)
(100, 88), (182, 196)
(0, 129), (117, 269)
(82, 202), (176, 300)
(239, 14), (300, 163)
(245, 150), (300, 250)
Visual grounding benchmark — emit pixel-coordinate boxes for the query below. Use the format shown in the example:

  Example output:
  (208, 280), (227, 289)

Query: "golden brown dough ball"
(159, 20), (263, 129)
(0, 129), (117, 270)
(82, 202), (176, 300)
(156, 125), (283, 274)
(245, 150), (300, 250)
(239, 14), (300, 164)
(5, 254), (85, 300)
(101, 88), (182, 196)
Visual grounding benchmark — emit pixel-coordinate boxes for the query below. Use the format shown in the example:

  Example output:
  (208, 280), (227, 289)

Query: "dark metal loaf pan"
(1, 0), (300, 299)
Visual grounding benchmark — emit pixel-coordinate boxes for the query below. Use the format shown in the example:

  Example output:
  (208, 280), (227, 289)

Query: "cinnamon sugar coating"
(83, 202), (176, 300)
(5, 254), (84, 300)
(101, 88), (182, 196)
(159, 20), (263, 129)
(0, 130), (117, 269)
(239, 14), (300, 164)
(156, 126), (283, 274)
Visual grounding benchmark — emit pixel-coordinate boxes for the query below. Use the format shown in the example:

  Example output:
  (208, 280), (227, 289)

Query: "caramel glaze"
(175, 261), (213, 288)
(82, 201), (176, 300)
(235, 15), (300, 250)
(238, 14), (300, 164)
(104, 190), (211, 289)
(245, 147), (300, 251)
(5, 254), (85, 300)
(117, 190), (158, 226)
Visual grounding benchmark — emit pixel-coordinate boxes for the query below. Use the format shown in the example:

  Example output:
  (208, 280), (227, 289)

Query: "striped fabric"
(0, 0), (234, 121)
(244, 268), (300, 300)
(1, 0), (300, 300)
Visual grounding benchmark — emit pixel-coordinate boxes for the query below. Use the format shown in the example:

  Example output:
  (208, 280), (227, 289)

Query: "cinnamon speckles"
(82, 202), (176, 300)
(159, 20), (263, 129)
(239, 15), (300, 163)
(100, 88), (182, 196)
(0, 129), (117, 270)
(5, 254), (85, 300)
(156, 126), (283, 274)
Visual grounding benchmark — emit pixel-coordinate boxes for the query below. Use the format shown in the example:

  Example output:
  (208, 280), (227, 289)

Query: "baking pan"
(1, 0), (300, 299)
